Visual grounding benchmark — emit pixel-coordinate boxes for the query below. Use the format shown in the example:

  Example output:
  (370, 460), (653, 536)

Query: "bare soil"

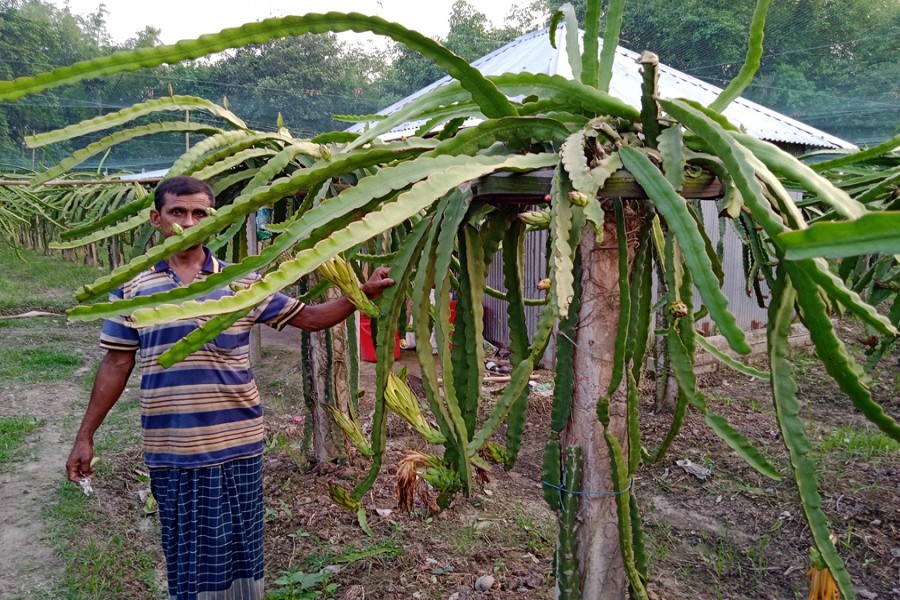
(0, 324), (112, 597)
(1, 320), (897, 599)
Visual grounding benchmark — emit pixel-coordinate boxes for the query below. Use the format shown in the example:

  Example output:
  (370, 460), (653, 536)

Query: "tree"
(124, 25), (162, 49)
(385, 0), (528, 98)
(617, 0), (900, 145)
(0, 0), (128, 166)
(0, 1), (68, 159)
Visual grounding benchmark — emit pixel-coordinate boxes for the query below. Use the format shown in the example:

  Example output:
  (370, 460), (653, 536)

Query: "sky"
(50, 0), (527, 46)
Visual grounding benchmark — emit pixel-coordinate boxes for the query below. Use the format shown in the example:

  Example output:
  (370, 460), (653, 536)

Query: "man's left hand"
(362, 266), (394, 300)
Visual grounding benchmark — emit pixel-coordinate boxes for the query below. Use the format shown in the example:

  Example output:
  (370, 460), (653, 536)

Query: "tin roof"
(350, 27), (854, 150)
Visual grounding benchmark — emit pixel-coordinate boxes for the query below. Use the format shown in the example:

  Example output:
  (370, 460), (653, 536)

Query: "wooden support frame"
(472, 168), (723, 203)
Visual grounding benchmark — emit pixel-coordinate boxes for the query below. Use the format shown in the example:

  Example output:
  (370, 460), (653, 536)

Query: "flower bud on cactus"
(328, 485), (362, 512)
(668, 301), (689, 319)
(517, 210), (551, 228)
(385, 370), (446, 444)
(316, 256), (380, 318)
(171, 223), (184, 235)
(327, 406), (373, 456)
(205, 207), (218, 216)
(567, 190), (590, 207)
(536, 278), (551, 291)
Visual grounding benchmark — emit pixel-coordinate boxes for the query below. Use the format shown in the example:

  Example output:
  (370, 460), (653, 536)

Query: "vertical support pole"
(328, 285), (352, 460)
(246, 212), (261, 365)
(563, 205), (642, 598)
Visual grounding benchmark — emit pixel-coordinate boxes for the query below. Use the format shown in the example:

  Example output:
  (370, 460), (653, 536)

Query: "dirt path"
(0, 379), (84, 597)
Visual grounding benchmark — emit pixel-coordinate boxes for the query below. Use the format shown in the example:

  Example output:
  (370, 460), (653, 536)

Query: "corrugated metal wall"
(484, 229), (556, 368)
(693, 201), (770, 335)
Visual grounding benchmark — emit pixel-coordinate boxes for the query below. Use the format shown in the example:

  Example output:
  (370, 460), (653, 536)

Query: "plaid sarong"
(150, 455), (265, 600)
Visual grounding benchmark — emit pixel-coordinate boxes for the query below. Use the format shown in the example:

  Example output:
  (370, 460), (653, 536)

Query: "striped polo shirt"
(100, 248), (304, 468)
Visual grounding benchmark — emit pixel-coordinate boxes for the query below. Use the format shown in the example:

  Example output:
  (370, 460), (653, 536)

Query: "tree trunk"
(246, 213), (262, 365)
(327, 286), (353, 460)
(309, 325), (337, 463)
(301, 273), (339, 465)
(563, 206), (642, 598)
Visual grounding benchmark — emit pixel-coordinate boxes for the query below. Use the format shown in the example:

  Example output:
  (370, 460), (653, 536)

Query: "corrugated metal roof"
(350, 27), (854, 150)
(118, 168), (168, 180)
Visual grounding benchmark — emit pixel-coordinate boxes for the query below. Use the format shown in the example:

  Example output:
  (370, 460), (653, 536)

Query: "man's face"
(149, 192), (213, 242)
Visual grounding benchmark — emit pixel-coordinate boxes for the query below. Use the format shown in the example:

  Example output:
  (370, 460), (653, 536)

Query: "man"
(65, 175), (392, 600)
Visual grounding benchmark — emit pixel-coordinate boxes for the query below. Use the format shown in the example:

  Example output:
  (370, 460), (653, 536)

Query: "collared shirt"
(100, 248), (304, 468)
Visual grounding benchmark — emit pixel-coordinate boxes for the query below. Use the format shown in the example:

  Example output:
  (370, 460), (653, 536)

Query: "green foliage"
(707, 0), (771, 112)
(818, 424), (900, 461)
(0, 415), (39, 469)
(0, 244), (102, 313)
(0, 346), (82, 381)
(43, 397), (160, 599)
(617, 0), (899, 145)
(302, 540), (403, 573)
(502, 218), (531, 467)
(621, 147), (749, 354)
(268, 570), (336, 599)
(780, 213), (900, 260)
(42, 479), (161, 598)
(383, 0), (524, 98)
(555, 445), (582, 599)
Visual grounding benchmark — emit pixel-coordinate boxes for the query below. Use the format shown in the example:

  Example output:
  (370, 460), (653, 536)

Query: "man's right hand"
(66, 438), (94, 483)
(361, 266), (394, 300)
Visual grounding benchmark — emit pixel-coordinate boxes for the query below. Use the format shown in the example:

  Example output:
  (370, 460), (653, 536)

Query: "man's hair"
(153, 176), (215, 211)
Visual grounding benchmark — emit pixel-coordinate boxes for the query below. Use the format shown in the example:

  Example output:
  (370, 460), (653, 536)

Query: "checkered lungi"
(149, 455), (265, 600)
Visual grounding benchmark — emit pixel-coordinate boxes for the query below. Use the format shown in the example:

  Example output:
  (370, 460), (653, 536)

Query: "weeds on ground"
(80, 359), (101, 393)
(91, 397), (142, 452)
(42, 390), (157, 599)
(487, 500), (555, 554)
(303, 540), (403, 572)
(265, 431), (308, 470)
(0, 346), (82, 381)
(267, 569), (336, 599)
(817, 424), (899, 462)
(0, 415), (40, 469)
(0, 245), (102, 314)
(266, 541), (401, 599)
(43, 481), (161, 599)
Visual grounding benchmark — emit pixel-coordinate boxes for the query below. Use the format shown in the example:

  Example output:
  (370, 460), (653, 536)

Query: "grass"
(41, 390), (156, 599)
(0, 346), (82, 381)
(264, 430), (308, 470)
(0, 244), (103, 314)
(424, 494), (554, 561)
(817, 424), (900, 461)
(43, 482), (161, 600)
(644, 518), (674, 562)
(80, 359), (101, 393)
(494, 500), (555, 553)
(0, 415), (40, 470)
